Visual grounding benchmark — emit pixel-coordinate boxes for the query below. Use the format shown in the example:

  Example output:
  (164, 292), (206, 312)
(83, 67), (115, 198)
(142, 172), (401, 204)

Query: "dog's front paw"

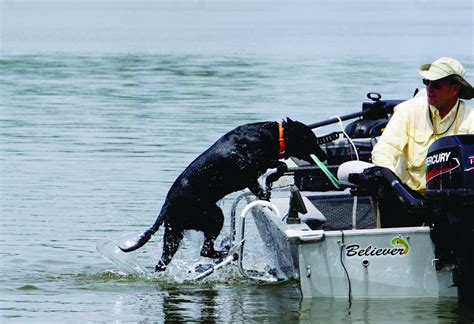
(256, 189), (270, 201)
(263, 190), (271, 201)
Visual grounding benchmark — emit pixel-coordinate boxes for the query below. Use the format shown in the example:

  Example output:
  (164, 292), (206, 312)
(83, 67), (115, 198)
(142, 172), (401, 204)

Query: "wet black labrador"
(120, 118), (326, 271)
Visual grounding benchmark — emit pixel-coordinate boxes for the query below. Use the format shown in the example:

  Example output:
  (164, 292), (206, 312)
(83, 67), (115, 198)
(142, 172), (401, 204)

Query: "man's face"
(423, 77), (460, 109)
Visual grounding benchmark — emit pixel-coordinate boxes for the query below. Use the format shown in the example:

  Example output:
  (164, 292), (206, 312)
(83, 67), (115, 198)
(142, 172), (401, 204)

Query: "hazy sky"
(1, 0), (472, 59)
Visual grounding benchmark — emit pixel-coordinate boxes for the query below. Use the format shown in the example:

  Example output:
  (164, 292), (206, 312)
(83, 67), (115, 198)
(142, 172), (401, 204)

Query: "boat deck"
(269, 186), (377, 231)
(307, 193), (377, 230)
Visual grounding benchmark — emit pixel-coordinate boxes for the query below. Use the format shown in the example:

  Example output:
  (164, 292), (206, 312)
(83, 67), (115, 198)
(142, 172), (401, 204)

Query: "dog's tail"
(119, 206), (167, 253)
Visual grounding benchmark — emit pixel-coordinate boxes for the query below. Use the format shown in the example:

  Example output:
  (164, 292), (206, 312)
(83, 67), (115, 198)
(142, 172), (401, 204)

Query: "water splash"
(96, 237), (148, 277)
(96, 227), (284, 284)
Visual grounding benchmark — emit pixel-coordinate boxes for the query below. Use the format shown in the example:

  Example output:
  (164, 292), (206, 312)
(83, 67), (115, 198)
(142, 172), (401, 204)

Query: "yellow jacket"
(372, 96), (474, 192)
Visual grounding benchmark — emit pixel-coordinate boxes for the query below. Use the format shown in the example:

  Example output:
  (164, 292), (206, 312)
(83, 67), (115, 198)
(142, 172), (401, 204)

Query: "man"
(370, 57), (474, 227)
(372, 57), (474, 192)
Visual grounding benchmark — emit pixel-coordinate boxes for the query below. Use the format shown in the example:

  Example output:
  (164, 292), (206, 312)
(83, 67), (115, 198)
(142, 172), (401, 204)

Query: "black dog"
(120, 118), (326, 271)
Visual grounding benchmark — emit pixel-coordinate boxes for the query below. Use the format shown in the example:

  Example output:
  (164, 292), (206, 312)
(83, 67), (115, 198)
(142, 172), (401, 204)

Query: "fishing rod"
(307, 110), (370, 129)
(307, 92), (404, 129)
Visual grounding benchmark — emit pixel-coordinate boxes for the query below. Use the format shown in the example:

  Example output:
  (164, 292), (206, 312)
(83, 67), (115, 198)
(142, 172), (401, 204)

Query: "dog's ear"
(285, 117), (294, 123)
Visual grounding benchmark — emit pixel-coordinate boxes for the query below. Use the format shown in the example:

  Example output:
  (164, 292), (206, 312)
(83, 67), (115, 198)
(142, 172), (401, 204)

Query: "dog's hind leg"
(155, 225), (184, 272)
(200, 205), (228, 259)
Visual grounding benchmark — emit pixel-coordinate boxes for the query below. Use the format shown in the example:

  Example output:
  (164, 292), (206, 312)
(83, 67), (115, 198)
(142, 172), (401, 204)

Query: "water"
(1, 0), (473, 322)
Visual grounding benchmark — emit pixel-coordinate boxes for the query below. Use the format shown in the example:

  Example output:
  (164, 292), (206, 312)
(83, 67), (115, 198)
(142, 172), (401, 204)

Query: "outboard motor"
(425, 135), (474, 304)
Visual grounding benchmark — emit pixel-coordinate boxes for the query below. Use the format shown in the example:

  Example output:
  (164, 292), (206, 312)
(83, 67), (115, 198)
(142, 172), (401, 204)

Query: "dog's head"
(283, 118), (327, 163)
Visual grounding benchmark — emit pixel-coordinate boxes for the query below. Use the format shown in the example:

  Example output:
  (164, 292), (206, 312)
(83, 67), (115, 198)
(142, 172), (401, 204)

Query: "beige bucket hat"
(419, 57), (473, 100)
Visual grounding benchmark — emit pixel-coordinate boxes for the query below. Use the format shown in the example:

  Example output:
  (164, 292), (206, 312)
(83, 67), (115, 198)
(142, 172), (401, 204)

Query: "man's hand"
(348, 166), (387, 197)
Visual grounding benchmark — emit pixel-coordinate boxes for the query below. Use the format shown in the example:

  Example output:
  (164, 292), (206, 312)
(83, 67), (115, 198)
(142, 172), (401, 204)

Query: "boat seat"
(269, 196), (326, 230)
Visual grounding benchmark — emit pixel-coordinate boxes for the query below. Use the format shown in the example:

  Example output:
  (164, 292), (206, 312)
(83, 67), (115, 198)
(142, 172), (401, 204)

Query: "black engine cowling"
(426, 135), (474, 190)
(426, 135), (474, 304)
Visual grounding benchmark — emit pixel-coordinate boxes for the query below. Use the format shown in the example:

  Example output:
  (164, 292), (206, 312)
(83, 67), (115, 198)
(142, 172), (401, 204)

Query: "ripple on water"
(16, 285), (41, 291)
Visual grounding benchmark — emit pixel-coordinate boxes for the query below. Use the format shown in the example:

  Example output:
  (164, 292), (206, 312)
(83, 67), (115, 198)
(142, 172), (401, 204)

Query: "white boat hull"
(298, 228), (456, 298)
(252, 194), (457, 299)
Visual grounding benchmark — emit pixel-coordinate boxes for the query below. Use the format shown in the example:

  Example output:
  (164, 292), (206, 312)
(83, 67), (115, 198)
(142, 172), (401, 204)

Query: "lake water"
(1, 0), (473, 322)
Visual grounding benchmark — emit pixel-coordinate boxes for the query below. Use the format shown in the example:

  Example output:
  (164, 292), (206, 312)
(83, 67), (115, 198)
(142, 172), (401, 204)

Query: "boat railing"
(193, 197), (282, 282)
(236, 200), (281, 282)
(229, 190), (254, 243)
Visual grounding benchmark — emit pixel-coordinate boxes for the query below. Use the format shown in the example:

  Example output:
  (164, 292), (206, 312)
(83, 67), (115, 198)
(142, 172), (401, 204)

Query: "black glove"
(348, 166), (389, 197)
(350, 166), (427, 209)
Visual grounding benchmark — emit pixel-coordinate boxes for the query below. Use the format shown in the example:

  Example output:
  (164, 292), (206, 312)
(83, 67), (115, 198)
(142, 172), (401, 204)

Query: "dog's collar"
(278, 121), (285, 159)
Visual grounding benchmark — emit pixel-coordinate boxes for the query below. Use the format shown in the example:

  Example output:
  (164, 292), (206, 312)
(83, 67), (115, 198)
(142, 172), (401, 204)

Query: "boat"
(221, 92), (474, 304)
(98, 92), (473, 304)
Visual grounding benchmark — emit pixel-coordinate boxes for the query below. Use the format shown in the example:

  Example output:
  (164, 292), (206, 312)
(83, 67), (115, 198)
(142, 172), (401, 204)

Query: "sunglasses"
(422, 78), (455, 89)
